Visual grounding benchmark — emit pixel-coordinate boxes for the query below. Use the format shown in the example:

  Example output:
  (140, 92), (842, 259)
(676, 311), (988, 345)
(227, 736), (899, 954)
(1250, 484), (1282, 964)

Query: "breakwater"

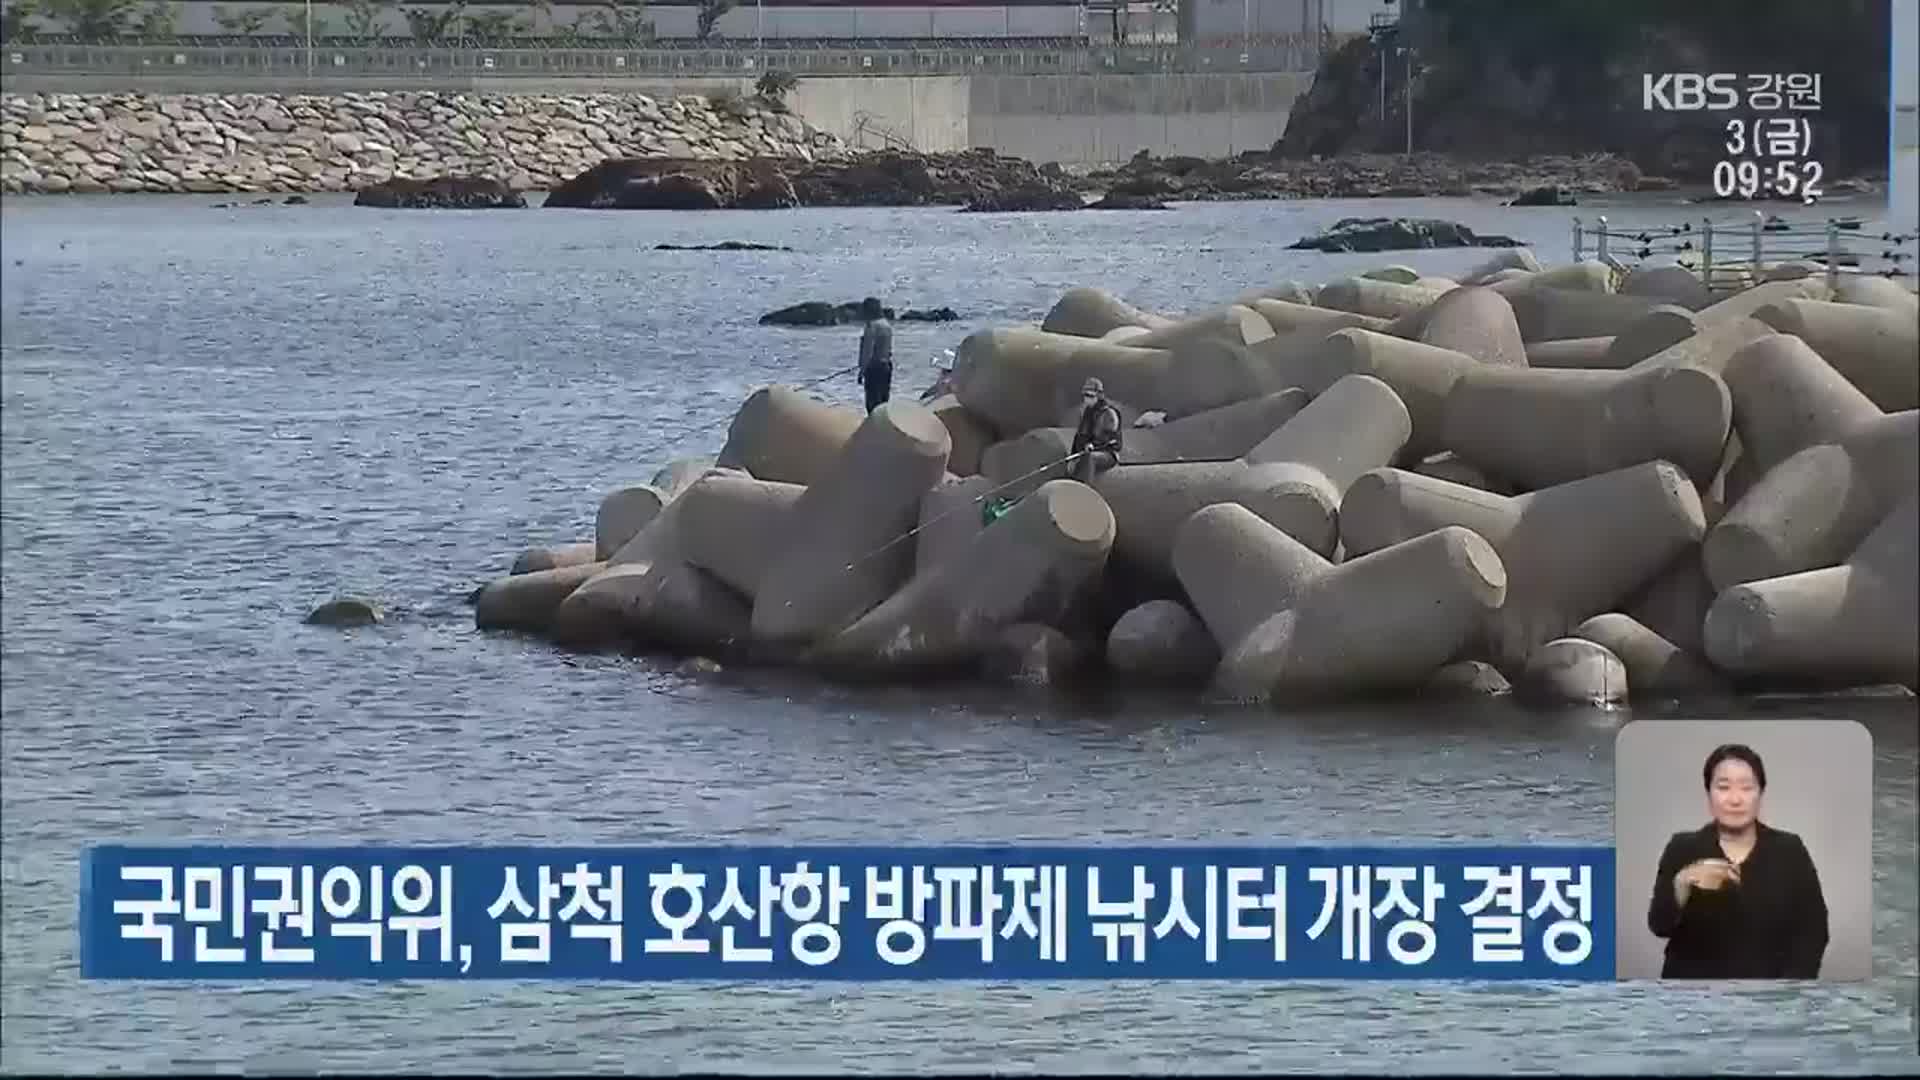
(459, 257), (1920, 704)
(0, 90), (845, 195)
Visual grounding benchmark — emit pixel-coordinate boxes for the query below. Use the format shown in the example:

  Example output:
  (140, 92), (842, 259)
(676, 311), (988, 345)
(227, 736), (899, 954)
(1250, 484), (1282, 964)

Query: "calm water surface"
(2, 191), (1915, 1074)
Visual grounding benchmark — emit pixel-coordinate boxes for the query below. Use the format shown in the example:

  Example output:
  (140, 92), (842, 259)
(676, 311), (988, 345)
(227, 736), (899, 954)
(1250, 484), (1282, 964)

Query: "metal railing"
(850, 110), (915, 151)
(0, 38), (1334, 79)
(1573, 211), (1919, 291)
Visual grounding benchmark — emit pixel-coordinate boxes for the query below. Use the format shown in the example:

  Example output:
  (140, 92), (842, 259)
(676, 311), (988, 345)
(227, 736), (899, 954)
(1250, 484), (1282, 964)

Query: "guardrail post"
(1595, 215), (1609, 263)
(1572, 217), (1583, 263)
(1701, 217), (1714, 288)
(1826, 220), (1840, 290)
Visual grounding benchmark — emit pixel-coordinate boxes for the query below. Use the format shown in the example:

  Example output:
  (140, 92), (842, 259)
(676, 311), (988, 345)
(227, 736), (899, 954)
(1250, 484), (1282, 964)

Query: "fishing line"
(828, 448), (1094, 581)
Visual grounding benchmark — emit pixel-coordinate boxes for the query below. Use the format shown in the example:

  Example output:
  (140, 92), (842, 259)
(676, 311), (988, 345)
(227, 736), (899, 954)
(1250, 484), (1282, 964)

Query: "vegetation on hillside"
(1280, 0), (1891, 178)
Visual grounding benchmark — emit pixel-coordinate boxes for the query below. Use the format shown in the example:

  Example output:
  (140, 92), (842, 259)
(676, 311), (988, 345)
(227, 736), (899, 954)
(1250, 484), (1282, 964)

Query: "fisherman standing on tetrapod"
(1070, 377), (1122, 486)
(855, 297), (894, 414)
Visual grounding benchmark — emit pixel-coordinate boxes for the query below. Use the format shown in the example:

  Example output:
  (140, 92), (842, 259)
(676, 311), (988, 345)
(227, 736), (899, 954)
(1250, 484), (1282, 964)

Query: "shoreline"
(0, 184), (1892, 215)
(7, 89), (1892, 205)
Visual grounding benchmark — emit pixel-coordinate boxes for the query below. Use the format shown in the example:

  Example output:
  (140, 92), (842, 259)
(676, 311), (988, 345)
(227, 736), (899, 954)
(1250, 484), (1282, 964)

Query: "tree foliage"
(1402, 0), (1888, 171)
(464, 9), (527, 44)
(3, 0), (43, 38)
(1419, 0), (1888, 78)
(133, 0), (175, 36)
(583, 0), (649, 44)
(339, 0), (385, 39)
(694, 0), (732, 40)
(276, 5), (332, 37)
(401, 0), (464, 42)
(210, 3), (271, 34)
(40, 0), (140, 37)
(754, 69), (798, 110)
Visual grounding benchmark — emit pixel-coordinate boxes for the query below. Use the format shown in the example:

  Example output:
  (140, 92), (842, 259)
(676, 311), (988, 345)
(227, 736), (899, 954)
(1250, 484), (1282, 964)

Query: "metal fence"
(1573, 211), (1919, 291)
(0, 38), (1334, 79)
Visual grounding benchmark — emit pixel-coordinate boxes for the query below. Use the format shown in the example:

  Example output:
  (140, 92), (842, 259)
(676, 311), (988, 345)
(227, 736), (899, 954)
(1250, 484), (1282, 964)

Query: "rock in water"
(544, 159), (798, 210)
(545, 150), (1083, 211)
(760, 301), (864, 327)
(656, 241), (791, 251)
(759, 301), (960, 326)
(353, 176), (525, 209)
(960, 187), (1088, 212)
(305, 597), (383, 627)
(1087, 193), (1171, 210)
(1507, 185), (1577, 207)
(1288, 218), (1524, 253)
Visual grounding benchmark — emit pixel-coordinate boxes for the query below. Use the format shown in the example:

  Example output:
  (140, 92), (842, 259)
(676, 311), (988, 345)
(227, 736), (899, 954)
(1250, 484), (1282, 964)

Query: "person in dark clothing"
(855, 296), (894, 414)
(1646, 743), (1830, 979)
(1069, 377), (1122, 485)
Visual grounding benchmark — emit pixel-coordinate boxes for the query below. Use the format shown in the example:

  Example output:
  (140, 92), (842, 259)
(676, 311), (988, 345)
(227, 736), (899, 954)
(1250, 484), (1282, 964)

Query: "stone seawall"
(0, 91), (848, 195)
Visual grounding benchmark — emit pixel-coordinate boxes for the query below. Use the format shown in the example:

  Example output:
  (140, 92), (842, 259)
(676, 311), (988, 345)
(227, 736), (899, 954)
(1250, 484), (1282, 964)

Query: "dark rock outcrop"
(960, 186), (1087, 212)
(1081, 147), (1655, 201)
(353, 176), (525, 209)
(1508, 184), (1577, 206)
(547, 149), (1083, 211)
(1287, 217), (1524, 253)
(655, 241), (793, 251)
(1087, 192), (1172, 210)
(541, 159), (797, 209)
(759, 302), (961, 327)
(305, 597), (383, 627)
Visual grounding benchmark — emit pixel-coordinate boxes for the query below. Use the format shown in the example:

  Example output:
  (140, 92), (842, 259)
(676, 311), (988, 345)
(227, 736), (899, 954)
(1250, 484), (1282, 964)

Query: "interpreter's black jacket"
(1646, 821), (1830, 979)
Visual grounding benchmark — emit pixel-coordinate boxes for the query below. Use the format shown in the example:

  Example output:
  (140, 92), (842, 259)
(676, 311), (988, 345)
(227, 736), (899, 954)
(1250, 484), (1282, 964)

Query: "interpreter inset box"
(1613, 719), (1873, 981)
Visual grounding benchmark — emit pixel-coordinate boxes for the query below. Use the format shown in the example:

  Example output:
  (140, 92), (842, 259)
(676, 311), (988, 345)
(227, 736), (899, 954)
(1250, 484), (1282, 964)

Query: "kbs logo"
(1642, 73), (1740, 111)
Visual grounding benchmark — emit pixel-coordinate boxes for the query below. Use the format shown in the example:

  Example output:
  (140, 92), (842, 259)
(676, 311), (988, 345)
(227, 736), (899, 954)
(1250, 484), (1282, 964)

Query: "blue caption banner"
(81, 845), (1616, 981)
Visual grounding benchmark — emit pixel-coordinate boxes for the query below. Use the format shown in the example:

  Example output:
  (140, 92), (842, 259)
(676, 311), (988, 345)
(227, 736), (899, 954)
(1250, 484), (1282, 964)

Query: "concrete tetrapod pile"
(468, 256), (1920, 705)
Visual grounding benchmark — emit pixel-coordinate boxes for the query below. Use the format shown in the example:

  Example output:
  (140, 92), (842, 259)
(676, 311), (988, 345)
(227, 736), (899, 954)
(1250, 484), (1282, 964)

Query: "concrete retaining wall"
(967, 72), (1310, 162)
(2, 71), (1312, 163)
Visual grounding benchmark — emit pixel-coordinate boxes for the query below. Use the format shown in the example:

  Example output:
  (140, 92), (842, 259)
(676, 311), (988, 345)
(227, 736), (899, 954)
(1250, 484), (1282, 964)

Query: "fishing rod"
(829, 447), (1094, 580)
(796, 364), (859, 390)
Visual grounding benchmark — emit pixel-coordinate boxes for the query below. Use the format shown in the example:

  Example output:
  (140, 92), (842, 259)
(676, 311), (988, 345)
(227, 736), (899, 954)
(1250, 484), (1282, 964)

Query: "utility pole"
(1404, 45), (1414, 156)
(1378, 46), (1386, 125)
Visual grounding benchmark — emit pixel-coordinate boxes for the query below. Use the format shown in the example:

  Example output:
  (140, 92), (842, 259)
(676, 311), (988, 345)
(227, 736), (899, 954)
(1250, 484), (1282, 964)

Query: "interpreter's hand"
(1673, 858), (1741, 906)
